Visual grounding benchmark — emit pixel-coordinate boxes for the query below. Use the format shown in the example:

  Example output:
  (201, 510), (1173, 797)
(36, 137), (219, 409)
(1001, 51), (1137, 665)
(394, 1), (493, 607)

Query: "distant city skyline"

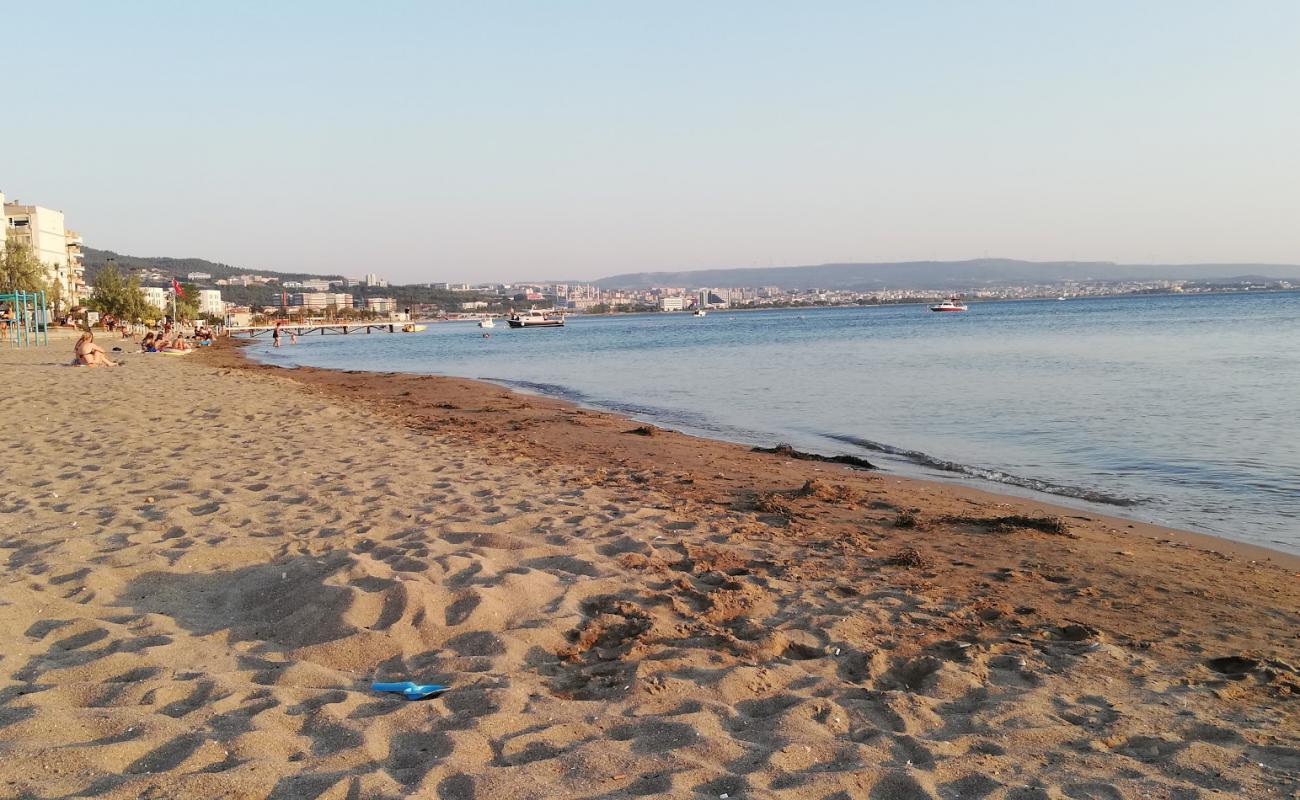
(5, 1), (1299, 283)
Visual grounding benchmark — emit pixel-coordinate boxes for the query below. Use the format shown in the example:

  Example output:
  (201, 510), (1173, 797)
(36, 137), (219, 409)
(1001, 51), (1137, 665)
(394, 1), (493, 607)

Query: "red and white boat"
(929, 296), (968, 312)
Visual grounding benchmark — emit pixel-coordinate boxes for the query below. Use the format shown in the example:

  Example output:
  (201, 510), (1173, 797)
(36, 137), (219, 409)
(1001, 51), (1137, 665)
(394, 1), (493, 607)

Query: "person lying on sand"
(73, 332), (120, 368)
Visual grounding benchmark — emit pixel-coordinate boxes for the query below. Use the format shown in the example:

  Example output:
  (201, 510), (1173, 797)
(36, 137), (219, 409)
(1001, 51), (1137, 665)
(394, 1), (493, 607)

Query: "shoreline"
(229, 339), (1299, 568)
(3, 340), (1297, 798)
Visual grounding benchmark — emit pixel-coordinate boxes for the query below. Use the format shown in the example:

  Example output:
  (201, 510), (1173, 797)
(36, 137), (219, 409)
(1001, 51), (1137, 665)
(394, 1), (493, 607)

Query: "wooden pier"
(228, 323), (400, 338)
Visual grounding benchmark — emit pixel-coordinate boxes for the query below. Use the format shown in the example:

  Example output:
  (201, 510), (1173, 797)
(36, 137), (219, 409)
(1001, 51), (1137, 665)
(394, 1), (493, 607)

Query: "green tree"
(172, 282), (201, 321)
(44, 276), (65, 316)
(88, 265), (152, 322)
(1, 240), (47, 294)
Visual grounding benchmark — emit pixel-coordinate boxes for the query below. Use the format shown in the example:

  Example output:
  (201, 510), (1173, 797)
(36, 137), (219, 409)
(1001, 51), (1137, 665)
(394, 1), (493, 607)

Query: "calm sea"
(248, 292), (1300, 554)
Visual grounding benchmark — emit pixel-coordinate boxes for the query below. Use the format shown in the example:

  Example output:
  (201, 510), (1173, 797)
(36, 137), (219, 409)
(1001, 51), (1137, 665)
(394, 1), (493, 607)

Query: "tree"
(44, 276), (65, 316)
(1, 240), (47, 294)
(172, 282), (201, 321)
(88, 265), (152, 322)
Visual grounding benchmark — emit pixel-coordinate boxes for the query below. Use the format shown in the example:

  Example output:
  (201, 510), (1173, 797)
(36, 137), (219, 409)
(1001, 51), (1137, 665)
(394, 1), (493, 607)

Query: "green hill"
(81, 247), (338, 284)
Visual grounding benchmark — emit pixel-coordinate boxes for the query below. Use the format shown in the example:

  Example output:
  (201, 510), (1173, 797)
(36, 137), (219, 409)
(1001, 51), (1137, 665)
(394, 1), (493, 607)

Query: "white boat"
(507, 308), (565, 328)
(929, 296), (968, 312)
(693, 309), (707, 317)
(478, 317), (495, 329)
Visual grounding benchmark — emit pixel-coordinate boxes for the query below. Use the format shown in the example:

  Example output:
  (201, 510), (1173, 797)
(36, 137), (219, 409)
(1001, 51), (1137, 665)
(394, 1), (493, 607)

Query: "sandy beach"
(1, 337), (1297, 799)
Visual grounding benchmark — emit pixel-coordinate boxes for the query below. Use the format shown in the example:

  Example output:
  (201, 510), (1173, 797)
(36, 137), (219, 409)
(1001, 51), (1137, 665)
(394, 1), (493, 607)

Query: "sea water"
(249, 291), (1300, 554)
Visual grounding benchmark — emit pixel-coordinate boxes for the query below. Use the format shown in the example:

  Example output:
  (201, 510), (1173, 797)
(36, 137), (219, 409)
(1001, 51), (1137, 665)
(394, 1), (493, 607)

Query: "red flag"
(172, 278), (185, 298)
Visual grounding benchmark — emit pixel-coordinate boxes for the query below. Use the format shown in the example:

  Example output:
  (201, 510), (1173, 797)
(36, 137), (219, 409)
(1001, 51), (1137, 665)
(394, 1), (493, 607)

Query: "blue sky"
(4, 1), (1298, 282)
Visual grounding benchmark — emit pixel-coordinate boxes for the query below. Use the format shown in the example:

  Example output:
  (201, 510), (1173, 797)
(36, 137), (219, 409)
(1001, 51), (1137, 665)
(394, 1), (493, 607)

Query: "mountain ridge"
(82, 247), (1300, 291)
(81, 247), (338, 283)
(589, 258), (1300, 291)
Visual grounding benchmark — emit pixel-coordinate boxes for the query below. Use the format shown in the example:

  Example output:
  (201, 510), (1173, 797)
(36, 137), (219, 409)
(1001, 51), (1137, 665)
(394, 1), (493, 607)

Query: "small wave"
(823, 434), (1141, 507)
(490, 379), (591, 404)
(491, 379), (782, 444)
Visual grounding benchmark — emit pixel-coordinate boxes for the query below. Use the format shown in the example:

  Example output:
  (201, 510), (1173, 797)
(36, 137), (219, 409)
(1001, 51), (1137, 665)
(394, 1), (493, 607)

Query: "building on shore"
(365, 297), (397, 314)
(660, 296), (685, 312)
(198, 289), (223, 315)
(140, 286), (168, 309)
(290, 292), (352, 310)
(2, 193), (86, 308)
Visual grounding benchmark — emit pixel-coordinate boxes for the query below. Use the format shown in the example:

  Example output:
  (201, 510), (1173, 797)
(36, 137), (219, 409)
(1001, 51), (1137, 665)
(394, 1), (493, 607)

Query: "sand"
(0, 336), (1297, 800)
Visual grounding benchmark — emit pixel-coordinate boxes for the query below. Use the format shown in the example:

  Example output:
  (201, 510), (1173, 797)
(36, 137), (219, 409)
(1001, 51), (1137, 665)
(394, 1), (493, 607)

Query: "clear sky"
(4, 1), (1298, 283)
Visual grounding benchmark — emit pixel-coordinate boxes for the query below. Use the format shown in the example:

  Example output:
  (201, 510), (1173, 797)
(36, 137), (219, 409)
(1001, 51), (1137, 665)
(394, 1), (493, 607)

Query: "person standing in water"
(273, 322), (282, 348)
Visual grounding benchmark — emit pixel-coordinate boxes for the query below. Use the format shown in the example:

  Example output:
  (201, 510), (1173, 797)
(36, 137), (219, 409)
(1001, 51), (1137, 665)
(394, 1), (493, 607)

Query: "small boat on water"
(929, 296), (968, 312)
(478, 317), (495, 329)
(693, 309), (707, 317)
(507, 308), (565, 328)
(401, 323), (427, 332)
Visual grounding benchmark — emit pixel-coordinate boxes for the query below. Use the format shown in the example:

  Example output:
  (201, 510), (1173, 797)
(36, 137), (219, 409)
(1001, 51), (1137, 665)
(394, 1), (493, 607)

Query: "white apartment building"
(301, 279), (332, 291)
(187, 272), (212, 281)
(198, 289), (223, 315)
(2, 194), (85, 307)
(366, 297), (397, 313)
(290, 292), (353, 310)
(140, 286), (168, 309)
(660, 296), (685, 312)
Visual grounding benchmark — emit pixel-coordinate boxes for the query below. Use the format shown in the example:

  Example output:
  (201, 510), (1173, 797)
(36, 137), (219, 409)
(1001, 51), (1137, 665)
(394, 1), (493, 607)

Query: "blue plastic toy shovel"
(371, 681), (449, 700)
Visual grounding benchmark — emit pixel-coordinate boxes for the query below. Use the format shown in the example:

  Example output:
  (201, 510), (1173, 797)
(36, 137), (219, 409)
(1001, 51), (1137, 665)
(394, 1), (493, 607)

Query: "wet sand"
(0, 338), (1296, 799)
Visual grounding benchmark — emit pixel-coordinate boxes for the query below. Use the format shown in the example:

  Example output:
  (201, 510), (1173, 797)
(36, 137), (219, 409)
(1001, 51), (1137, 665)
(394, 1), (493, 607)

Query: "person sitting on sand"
(141, 332), (158, 352)
(73, 332), (119, 368)
(161, 333), (191, 352)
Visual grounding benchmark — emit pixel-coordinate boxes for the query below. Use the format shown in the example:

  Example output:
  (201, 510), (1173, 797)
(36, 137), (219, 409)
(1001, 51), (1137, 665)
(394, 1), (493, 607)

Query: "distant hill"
(80, 247), (498, 310)
(592, 259), (1300, 291)
(82, 247), (338, 284)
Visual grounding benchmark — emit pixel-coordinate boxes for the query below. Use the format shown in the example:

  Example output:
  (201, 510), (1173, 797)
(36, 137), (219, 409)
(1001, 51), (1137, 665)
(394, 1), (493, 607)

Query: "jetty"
(228, 323), (403, 337)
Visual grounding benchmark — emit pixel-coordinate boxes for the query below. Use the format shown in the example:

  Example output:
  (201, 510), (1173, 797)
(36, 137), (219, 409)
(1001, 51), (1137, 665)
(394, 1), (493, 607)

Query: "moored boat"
(929, 296), (968, 312)
(401, 323), (427, 333)
(507, 308), (565, 328)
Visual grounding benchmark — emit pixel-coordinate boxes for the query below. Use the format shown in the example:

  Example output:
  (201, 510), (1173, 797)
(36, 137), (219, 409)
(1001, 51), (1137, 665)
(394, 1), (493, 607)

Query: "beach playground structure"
(1, 289), (49, 348)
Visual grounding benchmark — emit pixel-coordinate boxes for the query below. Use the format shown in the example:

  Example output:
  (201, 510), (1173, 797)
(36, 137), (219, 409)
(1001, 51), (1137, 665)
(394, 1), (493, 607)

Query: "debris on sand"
(894, 510), (920, 529)
(798, 479), (859, 504)
(886, 547), (932, 568)
(625, 425), (658, 436)
(754, 492), (796, 520)
(941, 514), (1075, 537)
(752, 443), (876, 470)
